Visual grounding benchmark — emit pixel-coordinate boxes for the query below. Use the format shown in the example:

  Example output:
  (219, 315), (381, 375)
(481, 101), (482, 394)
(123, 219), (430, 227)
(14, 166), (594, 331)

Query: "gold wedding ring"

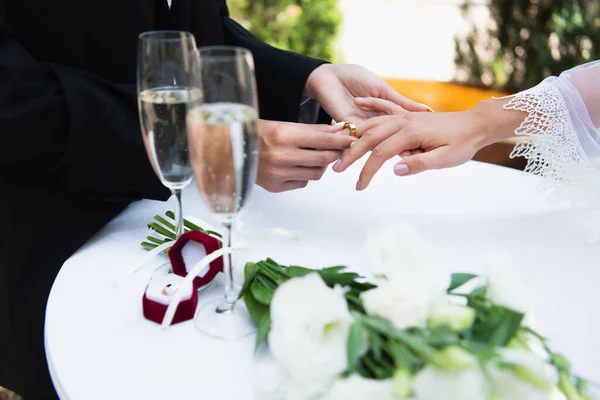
(334, 121), (357, 137)
(343, 122), (357, 138)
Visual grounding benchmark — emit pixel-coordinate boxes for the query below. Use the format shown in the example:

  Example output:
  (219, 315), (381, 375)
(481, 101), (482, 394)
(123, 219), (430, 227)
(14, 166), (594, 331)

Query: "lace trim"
(505, 83), (600, 242)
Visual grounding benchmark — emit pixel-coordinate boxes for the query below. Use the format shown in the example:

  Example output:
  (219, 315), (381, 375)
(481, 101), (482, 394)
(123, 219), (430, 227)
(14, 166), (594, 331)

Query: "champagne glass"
(137, 31), (202, 238)
(187, 47), (260, 339)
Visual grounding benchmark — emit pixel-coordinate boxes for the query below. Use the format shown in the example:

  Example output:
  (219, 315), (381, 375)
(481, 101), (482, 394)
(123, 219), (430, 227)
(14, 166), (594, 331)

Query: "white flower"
(360, 275), (445, 331)
(484, 252), (531, 314)
(487, 349), (558, 400)
(268, 273), (353, 385)
(363, 221), (450, 294)
(320, 375), (396, 400)
(254, 362), (330, 400)
(412, 365), (489, 400)
(364, 221), (432, 279)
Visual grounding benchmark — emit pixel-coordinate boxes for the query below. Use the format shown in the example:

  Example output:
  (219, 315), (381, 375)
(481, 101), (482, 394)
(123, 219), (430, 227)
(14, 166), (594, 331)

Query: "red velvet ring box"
(142, 274), (197, 325)
(169, 230), (224, 288)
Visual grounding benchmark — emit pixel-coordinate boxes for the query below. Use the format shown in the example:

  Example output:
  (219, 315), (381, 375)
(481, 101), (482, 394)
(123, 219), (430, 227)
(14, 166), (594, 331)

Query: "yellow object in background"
(383, 78), (508, 112)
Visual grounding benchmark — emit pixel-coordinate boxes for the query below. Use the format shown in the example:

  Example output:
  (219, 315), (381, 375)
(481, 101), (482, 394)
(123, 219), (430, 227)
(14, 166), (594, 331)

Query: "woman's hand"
(332, 98), (490, 191)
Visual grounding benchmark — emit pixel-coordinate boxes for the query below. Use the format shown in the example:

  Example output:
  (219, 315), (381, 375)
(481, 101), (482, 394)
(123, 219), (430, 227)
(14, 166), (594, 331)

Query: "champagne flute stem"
(172, 188), (184, 238)
(217, 221), (237, 313)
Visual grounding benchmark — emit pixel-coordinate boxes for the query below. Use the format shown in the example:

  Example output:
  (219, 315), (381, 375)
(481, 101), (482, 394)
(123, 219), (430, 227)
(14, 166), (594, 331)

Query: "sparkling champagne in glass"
(137, 31), (201, 237)
(187, 47), (259, 340)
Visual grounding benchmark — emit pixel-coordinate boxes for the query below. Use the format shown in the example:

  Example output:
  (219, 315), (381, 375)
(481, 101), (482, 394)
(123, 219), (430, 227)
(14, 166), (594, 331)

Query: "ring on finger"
(343, 122), (357, 138)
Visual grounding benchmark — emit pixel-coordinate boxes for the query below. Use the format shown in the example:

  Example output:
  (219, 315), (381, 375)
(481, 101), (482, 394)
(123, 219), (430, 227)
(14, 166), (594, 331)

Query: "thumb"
(383, 90), (434, 113)
(354, 97), (407, 115)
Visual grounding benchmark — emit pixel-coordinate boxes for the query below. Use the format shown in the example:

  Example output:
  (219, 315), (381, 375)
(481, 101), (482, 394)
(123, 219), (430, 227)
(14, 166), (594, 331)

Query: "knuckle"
(312, 168), (326, 181)
(271, 126), (286, 144)
(413, 156), (426, 171)
(362, 129), (377, 142)
(372, 143), (387, 158)
(317, 134), (334, 149)
(267, 151), (285, 166)
(271, 169), (286, 183)
(319, 151), (338, 165)
(403, 111), (417, 123)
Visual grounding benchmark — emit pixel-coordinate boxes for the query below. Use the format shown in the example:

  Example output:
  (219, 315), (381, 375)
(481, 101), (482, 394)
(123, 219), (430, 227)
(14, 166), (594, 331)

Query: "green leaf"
(319, 270), (360, 287)
(488, 309), (524, 347)
(141, 241), (157, 250)
(243, 290), (268, 325)
(471, 305), (524, 347)
(153, 214), (177, 232)
(287, 266), (315, 277)
(250, 276), (276, 305)
(148, 222), (176, 240)
(388, 341), (413, 371)
(351, 281), (377, 292)
(468, 285), (488, 299)
(320, 266), (347, 274)
(360, 316), (437, 363)
(238, 262), (259, 300)
(146, 236), (169, 245)
(362, 354), (394, 379)
(448, 273), (479, 292)
(461, 341), (495, 362)
(255, 313), (271, 351)
(345, 290), (366, 314)
(165, 210), (223, 238)
(257, 261), (290, 284)
(347, 322), (366, 372)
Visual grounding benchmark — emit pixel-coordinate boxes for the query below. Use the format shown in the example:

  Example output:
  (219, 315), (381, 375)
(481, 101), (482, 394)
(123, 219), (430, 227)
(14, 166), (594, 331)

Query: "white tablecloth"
(45, 159), (600, 399)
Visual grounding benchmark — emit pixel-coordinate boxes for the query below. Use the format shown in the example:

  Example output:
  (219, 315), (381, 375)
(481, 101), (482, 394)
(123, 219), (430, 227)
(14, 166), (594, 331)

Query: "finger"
(355, 129), (424, 190)
(355, 97), (407, 115)
(394, 147), (468, 177)
(399, 149), (423, 157)
(296, 129), (356, 150)
(266, 181), (309, 193)
(277, 166), (327, 182)
(381, 89), (433, 113)
(285, 149), (342, 167)
(333, 117), (406, 173)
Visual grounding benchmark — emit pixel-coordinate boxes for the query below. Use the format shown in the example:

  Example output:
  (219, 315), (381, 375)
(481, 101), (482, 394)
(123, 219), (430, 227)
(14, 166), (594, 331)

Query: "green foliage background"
(455, 0), (600, 93)
(228, 0), (342, 62)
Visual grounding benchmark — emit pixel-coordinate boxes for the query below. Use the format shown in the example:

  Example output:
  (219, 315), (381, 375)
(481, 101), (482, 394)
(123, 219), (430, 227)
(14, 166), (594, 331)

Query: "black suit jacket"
(0, 0), (326, 397)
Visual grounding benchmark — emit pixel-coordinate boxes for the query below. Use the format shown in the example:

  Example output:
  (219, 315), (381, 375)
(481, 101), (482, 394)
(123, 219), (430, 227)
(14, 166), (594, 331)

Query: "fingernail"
(356, 180), (362, 191)
(421, 103), (435, 112)
(333, 159), (342, 172)
(394, 163), (410, 176)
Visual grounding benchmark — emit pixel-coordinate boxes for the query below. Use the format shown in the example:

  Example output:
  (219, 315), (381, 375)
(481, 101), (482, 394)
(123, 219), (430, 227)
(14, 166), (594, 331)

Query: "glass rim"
(198, 46), (252, 60)
(138, 30), (195, 42)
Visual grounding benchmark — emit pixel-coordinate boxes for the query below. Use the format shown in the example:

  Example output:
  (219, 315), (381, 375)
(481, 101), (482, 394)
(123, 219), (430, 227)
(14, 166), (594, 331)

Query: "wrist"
(471, 98), (525, 148)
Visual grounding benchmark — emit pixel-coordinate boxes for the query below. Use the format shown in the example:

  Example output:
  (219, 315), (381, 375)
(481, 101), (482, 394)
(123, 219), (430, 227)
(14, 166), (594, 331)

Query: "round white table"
(45, 159), (600, 399)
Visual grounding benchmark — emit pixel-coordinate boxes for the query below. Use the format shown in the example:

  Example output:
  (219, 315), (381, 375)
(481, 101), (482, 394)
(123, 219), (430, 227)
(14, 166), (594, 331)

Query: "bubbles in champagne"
(138, 87), (202, 189)
(187, 103), (259, 222)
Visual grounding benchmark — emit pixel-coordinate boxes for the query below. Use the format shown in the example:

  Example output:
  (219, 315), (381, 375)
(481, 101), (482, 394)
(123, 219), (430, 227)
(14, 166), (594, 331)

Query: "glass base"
(194, 298), (256, 340)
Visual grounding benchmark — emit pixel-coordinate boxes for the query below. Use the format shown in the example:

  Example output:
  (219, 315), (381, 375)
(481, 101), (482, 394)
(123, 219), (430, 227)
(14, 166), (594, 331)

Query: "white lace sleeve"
(504, 60), (600, 242)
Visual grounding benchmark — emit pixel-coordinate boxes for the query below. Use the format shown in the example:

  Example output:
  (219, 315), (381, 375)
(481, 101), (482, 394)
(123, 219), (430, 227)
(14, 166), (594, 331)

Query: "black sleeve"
(0, 11), (168, 202)
(217, 2), (331, 124)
